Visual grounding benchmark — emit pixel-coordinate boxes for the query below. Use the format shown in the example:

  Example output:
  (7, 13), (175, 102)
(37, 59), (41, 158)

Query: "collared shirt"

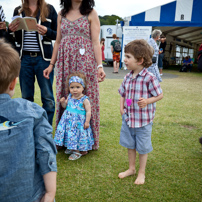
(118, 68), (163, 128)
(0, 94), (57, 202)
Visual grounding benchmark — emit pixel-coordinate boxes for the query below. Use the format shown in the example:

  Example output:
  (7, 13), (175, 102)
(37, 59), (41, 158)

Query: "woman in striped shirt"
(9, 0), (57, 125)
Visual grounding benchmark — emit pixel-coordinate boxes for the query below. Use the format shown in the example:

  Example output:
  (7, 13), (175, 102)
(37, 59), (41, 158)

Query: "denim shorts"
(120, 115), (153, 154)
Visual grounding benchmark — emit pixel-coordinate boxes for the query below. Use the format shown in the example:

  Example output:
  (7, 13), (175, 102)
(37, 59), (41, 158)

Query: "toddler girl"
(54, 73), (94, 160)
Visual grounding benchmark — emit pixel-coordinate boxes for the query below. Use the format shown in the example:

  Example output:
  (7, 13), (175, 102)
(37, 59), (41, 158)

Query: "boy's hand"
(137, 97), (147, 108)
(120, 109), (124, 115)
(40, 192), (55, 202)
(41, 172), (56, 202)
(84, 121), (89, 129)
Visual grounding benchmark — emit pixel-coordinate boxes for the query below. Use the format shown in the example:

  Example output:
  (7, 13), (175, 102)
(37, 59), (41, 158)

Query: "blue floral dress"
(54, 94), (94, 151)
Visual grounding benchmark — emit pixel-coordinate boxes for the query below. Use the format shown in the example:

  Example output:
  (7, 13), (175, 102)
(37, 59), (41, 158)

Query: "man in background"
(182, 56), (193, 72)
(111, 34), (121, 73)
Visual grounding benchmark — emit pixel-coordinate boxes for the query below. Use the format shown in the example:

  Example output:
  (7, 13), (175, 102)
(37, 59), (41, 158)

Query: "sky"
(1, 0), (175, 23)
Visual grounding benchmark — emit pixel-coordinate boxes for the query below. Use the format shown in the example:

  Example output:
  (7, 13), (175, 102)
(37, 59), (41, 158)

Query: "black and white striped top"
(0, 5), (6, 22)
(23, 31), (40, 52)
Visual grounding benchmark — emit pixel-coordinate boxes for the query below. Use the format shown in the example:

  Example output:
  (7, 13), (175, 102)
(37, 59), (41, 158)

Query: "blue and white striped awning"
(125, 0), (202, 27)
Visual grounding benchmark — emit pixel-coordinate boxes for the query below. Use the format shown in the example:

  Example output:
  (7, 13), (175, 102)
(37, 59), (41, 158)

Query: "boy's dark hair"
(124, 39), (154, 68)
(60, 0), (94, 17)
(0, 39), (21, 93)
(66, 72), (87, 94)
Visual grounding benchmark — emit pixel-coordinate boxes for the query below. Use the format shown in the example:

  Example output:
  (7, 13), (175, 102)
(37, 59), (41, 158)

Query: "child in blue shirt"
(0, 39), (57, 202)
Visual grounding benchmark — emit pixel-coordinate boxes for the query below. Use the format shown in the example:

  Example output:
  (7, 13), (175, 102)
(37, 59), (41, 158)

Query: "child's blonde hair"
(0, 39), (21, 93)
(124, 39), (154, 68)
(66, 72), (87, 94)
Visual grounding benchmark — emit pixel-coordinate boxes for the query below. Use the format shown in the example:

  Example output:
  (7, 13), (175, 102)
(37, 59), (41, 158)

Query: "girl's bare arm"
(83, 99), (91, 129)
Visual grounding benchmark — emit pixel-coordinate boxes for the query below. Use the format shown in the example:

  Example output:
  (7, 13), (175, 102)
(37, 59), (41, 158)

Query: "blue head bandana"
(69, 76), (85, 88)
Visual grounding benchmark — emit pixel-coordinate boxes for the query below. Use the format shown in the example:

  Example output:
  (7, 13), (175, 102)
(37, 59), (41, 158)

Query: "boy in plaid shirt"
(118, 39), (163, 184)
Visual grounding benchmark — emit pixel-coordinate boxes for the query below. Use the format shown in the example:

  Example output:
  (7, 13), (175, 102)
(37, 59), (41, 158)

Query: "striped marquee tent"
(123, 0), (202, 46)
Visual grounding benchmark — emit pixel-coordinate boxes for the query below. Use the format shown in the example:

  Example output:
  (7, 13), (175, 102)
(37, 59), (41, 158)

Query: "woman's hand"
(8, 20), (20, 32)
(0, 22), (6, 30)
(43, 65), (54, 79)
(37, 24), (47, 36)
(98, 67), (106, 82)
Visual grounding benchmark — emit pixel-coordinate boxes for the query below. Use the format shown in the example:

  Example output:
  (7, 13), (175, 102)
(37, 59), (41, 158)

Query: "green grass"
(13, 70), (202, 202)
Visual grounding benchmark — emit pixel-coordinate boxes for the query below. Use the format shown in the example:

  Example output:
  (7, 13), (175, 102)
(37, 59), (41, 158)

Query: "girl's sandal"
(68, 152), (82, 160)
(64, 149), (73, 154)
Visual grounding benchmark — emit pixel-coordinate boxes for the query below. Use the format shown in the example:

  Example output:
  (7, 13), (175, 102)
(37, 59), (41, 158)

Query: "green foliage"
(99, 15), (123, 26)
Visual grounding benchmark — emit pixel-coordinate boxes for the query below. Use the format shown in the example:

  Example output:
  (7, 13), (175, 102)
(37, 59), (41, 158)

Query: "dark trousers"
(20, 55), (55, 125)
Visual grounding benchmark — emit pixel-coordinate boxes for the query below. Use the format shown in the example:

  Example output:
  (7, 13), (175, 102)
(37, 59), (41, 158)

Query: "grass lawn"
(14, 69), (202, 201)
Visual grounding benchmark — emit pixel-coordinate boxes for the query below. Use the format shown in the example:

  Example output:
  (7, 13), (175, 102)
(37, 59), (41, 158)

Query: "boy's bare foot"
(118, 169), (136, 179)
(134, 173), (145, 185)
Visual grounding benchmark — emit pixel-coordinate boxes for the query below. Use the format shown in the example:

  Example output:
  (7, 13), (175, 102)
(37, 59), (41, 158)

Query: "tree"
(99, 15), (123, 26)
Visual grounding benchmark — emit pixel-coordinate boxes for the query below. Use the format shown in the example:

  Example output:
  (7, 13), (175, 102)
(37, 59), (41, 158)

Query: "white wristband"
(97, 64), (103, 69)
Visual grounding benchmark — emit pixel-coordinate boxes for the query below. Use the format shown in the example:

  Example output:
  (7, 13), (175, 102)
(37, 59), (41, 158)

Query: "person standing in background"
(111, 33), (121, 73)
(8, 0), (57, 125)
(147, 29), (162, 82)
(158, 35), (166, 76)
(100, 38), (105, 62)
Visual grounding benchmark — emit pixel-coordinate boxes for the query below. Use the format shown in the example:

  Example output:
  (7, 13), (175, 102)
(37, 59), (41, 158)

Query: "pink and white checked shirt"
(118, 68), (162, 128)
